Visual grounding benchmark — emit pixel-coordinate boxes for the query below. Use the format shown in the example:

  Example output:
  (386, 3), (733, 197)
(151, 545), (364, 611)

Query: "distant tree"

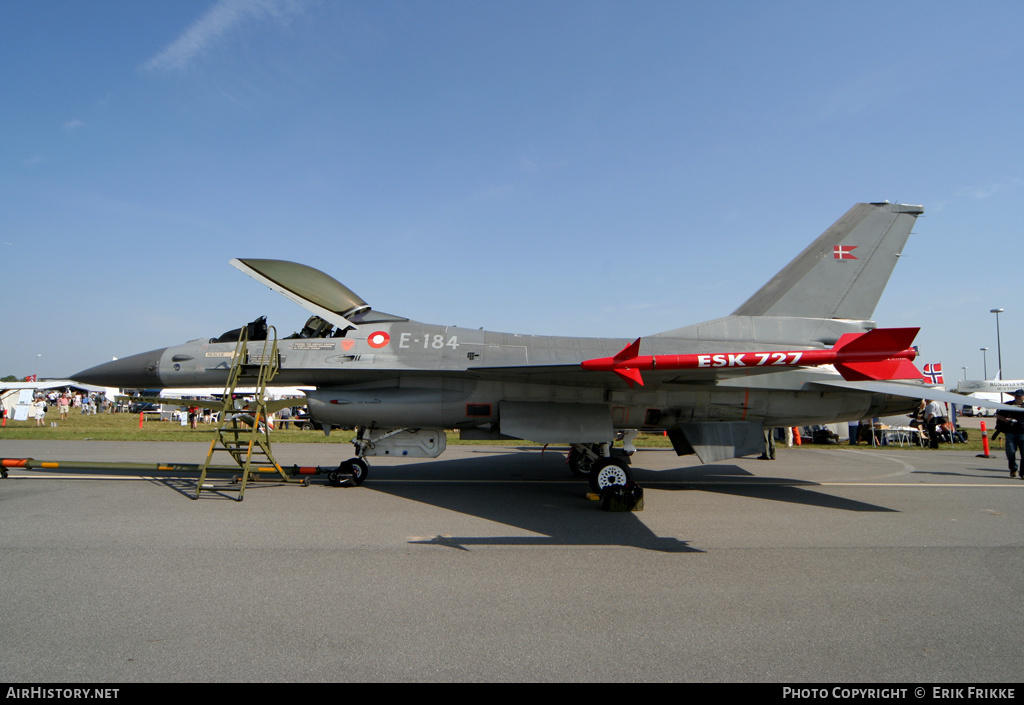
(1, 375), (18, 382)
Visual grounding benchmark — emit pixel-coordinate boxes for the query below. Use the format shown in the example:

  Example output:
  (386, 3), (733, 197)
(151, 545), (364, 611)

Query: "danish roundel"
(367, 331), (390, 349)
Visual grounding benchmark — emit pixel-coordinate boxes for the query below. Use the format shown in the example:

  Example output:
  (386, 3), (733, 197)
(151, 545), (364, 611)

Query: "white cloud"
(141, 0), (305, 73)
(63, 119), (85, 133)
(808, 70), (893, 123)
(957, 177), (1024, 200)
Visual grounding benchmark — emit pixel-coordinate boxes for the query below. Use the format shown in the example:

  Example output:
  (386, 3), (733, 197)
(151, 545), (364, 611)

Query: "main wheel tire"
(567, 447), (596, 477)
(589, 457), (632, 492)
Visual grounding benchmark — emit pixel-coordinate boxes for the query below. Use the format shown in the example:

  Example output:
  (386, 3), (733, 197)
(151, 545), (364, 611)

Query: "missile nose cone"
(72, 348), (168, 388)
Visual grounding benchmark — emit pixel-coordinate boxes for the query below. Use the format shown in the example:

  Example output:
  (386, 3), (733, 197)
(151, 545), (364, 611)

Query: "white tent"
(0, 380), (113, 417)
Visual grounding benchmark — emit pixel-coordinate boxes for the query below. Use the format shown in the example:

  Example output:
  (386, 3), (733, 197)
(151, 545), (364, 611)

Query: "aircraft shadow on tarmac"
(636, 465), (899, 513)
(909, 466), (1012, 480)
(348, 451), (897, 553)
(25, 449), (895, 551)
(381, 482), (702, 553)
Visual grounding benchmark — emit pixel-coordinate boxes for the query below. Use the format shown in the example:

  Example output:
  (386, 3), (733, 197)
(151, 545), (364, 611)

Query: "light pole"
(991, 308), (1004, 402)
(991, 309), (1005, 378)
(962, 366), (968, 381)
(981, 347), (989, 380)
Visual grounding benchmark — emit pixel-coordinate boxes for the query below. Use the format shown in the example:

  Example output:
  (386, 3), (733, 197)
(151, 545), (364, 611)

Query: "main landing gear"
(569, 432), (645, 511)
(568, 439), (636, 493)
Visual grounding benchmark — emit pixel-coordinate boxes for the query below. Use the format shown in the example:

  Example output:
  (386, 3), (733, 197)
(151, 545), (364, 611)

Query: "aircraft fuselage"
(91, 319), (916, 441)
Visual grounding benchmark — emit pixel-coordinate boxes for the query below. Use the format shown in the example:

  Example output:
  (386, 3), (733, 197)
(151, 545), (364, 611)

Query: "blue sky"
(2, 0), (1022, 386)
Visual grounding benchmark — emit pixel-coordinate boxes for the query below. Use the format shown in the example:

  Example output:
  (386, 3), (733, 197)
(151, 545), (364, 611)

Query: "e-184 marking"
(399, 333), (460, 350)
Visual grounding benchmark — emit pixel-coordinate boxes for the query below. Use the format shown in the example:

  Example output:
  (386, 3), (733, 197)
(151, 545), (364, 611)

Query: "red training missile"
(581, 327), (922, 387)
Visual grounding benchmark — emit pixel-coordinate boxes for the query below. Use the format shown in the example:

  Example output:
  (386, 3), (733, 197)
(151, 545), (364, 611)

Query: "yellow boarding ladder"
(195, 325), (293, 501)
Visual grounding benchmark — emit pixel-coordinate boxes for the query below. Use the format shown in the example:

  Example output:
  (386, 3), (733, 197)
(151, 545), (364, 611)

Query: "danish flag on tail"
(923, 363), (943, 385)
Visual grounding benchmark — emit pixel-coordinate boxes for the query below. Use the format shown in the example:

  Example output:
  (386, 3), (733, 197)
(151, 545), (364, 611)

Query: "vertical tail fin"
(732, 202), (923, 320)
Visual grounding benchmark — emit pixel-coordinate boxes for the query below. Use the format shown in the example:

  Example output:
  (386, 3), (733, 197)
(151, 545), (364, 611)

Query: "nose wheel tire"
(345, 458), (369, 485)
(589, 457), (632, 492)
(328, 458), (369, 487)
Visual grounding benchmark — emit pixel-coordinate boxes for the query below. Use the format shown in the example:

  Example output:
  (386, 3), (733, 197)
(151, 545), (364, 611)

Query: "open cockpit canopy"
(230, 259), (406, 337)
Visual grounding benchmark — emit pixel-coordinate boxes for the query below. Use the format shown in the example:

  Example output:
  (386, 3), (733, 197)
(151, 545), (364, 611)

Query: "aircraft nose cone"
(72, 348), (168, 388)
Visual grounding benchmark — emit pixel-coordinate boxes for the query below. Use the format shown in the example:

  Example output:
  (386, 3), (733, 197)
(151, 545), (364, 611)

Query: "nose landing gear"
(327, 457), (369, 487)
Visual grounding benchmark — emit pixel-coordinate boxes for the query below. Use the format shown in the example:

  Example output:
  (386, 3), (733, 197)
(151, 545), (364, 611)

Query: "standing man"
(995, 389), (1024, 478)
(759, 427), (776, 460)
(924, 399), (947, 449)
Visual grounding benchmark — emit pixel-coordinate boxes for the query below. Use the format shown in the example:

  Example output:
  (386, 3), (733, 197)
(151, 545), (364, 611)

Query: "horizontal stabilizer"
(809, 378), (1022, 413)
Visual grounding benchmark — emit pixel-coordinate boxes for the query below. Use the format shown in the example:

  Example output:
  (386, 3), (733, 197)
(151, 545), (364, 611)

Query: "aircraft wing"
(807, 378), (1020, 413)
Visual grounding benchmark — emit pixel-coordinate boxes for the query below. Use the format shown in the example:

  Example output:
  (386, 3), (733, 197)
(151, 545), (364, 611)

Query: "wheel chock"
(599, 482), (645, 512)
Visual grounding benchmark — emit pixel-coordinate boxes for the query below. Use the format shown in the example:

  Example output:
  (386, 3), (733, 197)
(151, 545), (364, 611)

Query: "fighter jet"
(73, 202), (989, 490)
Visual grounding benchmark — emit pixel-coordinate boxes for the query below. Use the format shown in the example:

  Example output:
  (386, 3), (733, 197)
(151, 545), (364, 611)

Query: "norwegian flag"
(923, 363), (943, 385)
(833, 245), (858, 260)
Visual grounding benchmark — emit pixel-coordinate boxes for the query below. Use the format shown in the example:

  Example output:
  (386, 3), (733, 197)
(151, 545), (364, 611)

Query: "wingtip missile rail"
(582, 327), (922, 387)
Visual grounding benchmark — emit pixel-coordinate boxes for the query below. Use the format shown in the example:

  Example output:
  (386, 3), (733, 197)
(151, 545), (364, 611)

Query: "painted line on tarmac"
(3, 474), (576, 484)
(803, 446), (917, 480)
(5, 475), (1024, 489)
(818, 481), (1024, 487)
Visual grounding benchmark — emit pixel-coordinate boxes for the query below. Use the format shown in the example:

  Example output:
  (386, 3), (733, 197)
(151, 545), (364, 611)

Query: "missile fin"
(833, 327), (920, 354)
(614, 338), (642, 363)
(614, 367), (645, 388)
(835, 359), (923, 382)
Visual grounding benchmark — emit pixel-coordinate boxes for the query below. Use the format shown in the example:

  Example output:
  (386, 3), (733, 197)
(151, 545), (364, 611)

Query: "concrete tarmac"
(1, 439), (1022, 683)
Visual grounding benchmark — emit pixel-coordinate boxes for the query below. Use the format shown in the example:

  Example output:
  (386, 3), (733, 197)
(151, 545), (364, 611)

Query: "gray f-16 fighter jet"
(74, 202), (986, 489)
